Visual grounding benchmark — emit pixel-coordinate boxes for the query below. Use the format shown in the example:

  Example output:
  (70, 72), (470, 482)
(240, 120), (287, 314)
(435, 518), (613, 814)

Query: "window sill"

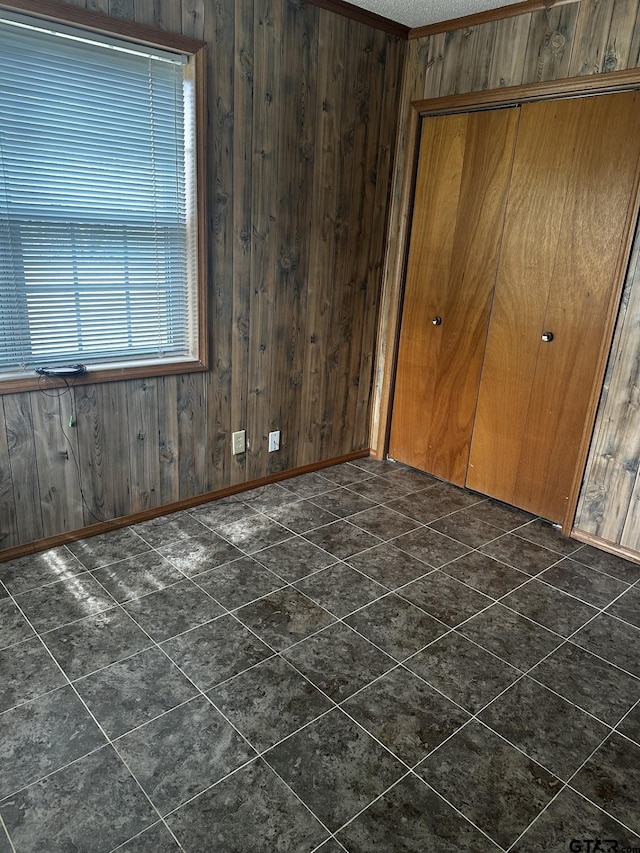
(0, 358), (208, 394)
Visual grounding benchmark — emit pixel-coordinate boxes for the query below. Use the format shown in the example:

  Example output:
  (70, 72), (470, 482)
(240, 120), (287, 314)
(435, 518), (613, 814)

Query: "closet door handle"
(541, 331), (554, 342)
(432, 316), (442, 326)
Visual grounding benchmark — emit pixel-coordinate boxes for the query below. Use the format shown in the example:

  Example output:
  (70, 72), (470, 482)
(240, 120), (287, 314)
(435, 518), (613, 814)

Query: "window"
(0, 3), (207, 391)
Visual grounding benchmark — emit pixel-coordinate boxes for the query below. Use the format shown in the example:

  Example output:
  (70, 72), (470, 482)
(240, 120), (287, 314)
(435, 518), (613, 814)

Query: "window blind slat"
(0, 13), (195, 373)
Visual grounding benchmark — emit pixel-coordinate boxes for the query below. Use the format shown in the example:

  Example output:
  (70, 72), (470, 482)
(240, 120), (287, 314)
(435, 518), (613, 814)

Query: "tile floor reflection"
(1, 457), (640, 851)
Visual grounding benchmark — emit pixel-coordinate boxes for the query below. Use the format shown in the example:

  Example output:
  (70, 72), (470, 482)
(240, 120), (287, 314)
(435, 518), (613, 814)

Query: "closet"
(389, 89), (640, 525)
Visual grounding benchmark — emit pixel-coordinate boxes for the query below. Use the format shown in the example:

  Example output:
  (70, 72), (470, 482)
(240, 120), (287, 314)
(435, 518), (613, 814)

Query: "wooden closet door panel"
(468, 92), (640, 522)
(513, 92), (640, 522)
(390, 108), (518, 484)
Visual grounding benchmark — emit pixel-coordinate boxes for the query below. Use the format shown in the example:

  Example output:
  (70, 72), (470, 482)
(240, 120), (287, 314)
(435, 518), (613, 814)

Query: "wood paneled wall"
(0, 0), (405, 553)
(371, 0), (640, 551)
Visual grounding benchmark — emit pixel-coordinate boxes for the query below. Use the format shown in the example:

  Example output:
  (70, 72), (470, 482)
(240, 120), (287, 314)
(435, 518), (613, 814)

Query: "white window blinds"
(0, 12), (198, 375)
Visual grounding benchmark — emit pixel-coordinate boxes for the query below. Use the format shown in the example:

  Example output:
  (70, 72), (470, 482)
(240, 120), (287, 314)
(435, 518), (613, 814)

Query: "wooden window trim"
(0, 0), (208, 395)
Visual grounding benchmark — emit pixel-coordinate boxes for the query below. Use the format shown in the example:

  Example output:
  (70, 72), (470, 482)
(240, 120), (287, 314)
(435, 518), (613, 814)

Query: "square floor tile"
(571, 544), (640, 584)
(539, 558), (629, 608)
(294, 563), (387, 618)
(161, 615), (272, 690)
(0, 600), (35, 650)
(167, 758), (328, 852)
(399, 571), (493, 627)
(349, 505), (420, 540)
(406, 632), (521, 713)
(571, 613), (640, 678)
(266, 708), (404, 832)
(481, 534), (562, 575)
(429, 510), (503, 548)
(465, 499), (534, 532)
(67, 528), (150, 570)
(42, 607), (153, 680)
(320, 462), (373, 486)
(114, 821), (182, 852)
(304, 520), (382, 560)
(252, 536), (334, 582)
(529, 643), (640, 726)
(418, 720), (562, 848)
(0, 547), (85, 595)
(512, 787), (640, 852)
(208, 655), (333, 752)
(217, 516), (292, 554)
(342, 667), (469, 765)
(0, 638), (66, 713)
(571, 733), (640, 835)
(116, 696), (255, 814)
(442, 550), (529, 598)
(0, 685), (105, 799)
(74, 646), (197, 739)
(194, 557), (284, 610)
(280, 471), (334, 499)
(261, 498), (339, 534)
(458, 604), (563, 670)
(14, 573), (115, 633)
(0, 745), (156, 853)
(283, 622), (395, 702)
(91, 552), (183, 603)
(235, 587), (335, 652)
(478, 677), (609, 780)
(310, 489), (378, 518)
(606, 585), (640, 629)
(344, 594), (447, 659)
(346, 476), (415, 503)
(336, 773), (500, 852)
(122, 579), (224, 642)
(236, 483), (300, 512)
(346, 543), (433, 589)
(501, 580), (598, 637)
(157, 530), (244, 576)
(513, 519), (581, 556)
(387, 482), (481, 524)
(393, 527), (470, 568)
(380, 467), (437, 491)
(132, 513), (209, 548)
(619, 702), (640, 744)
(190, 497), (259, 530)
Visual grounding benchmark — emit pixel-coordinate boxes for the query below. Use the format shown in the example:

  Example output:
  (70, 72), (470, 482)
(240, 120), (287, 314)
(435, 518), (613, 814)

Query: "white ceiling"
(346, 0), (522, 29)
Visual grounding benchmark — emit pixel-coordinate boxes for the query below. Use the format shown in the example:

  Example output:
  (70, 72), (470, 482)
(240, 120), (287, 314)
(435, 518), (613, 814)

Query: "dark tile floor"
(1, 457), (640, 852)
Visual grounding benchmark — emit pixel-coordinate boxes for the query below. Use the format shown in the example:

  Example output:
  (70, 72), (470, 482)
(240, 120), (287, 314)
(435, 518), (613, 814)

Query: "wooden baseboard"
(570, 528), (640, 567)
(0, 449), (370, 563)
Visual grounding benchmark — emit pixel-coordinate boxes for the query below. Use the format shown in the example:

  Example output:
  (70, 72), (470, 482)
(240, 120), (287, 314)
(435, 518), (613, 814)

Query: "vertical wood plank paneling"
(522, 4), (580, 82)
(206, 0), (234, 490)
(439, 23), (499, 94)
(1, 0), (404, 555)
(30, 385), (83, 536)
(269, 0), (319, 475)
(605, 0), (640, 69)
(568, 0), (617, 75)
(126, 378), (161, 512)
(247, 0), (282, 481)
(300, 9), (348, 465)
(0, 401), (18, 550)
(157, 375), (180, 506)
(4, 394), (44, 543)
(230, 0), (254, 485)
(423, 32), (446, 97)
(488, 14), (531, 87)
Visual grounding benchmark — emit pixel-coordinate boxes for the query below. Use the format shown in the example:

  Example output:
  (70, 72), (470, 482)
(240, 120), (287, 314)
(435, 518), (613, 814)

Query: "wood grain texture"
(0, 0), (402, 553)
(467, 93), (640, 523)
(409, 0), (577, 39)
(391, 108), (518, 485)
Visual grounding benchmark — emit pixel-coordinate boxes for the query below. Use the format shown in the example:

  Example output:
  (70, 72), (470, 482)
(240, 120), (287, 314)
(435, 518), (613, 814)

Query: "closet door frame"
(373, 67), (640, 535)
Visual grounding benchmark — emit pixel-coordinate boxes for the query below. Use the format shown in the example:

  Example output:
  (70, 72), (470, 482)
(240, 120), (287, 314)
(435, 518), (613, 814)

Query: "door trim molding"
(372, 67), (640, 535)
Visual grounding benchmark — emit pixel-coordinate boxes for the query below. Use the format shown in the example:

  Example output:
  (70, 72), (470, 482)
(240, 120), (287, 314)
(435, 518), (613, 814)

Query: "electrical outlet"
(232, 430), (246, 455)
(268, 430), (280, 452)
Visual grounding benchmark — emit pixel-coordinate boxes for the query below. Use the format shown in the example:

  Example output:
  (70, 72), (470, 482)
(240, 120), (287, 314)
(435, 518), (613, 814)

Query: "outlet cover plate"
(268, 430), (280, 452)
(232, 430), (246, 455)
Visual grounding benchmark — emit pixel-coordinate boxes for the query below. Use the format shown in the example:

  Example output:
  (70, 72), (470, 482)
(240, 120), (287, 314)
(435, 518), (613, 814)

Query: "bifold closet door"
(389, 107), (519, 485)
(466, 91), (640, 523)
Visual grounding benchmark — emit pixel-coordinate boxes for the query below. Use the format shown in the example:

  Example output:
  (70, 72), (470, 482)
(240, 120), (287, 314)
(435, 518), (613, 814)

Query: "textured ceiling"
(346, 0), (520, 28)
